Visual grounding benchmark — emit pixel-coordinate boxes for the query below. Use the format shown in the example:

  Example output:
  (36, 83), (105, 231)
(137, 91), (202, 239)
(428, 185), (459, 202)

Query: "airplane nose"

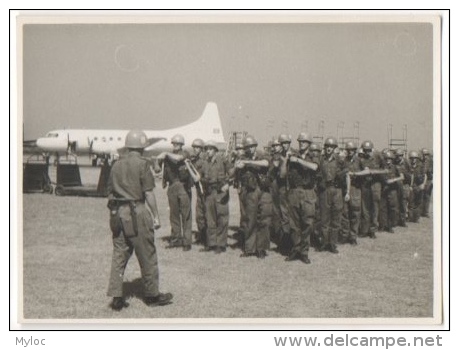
(36, 137), (68, 153)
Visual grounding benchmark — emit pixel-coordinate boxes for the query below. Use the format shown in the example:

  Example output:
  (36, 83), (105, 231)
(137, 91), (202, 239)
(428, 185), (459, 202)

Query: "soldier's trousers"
(288, 187), (316, 258)
(167, 181), (192, 246)
(408, 186), (423, 223)
(241, 187), (272, 253)
(360, 182), (381, 235)
(319, 186), (343, 246)
(422, 181), (433, 217)
(341, 186), (361, 242)
(270, 182), (282, 245)
(398, 184), (410, 225)
(205, 190), (229, 248)
(195, 191), (207, 243)
(107, 203), (159, 298)
(379, 186), (400, 230)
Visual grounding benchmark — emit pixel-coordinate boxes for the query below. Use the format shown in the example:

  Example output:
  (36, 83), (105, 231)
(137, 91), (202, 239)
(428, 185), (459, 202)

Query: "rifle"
(185, 159), (205, 195)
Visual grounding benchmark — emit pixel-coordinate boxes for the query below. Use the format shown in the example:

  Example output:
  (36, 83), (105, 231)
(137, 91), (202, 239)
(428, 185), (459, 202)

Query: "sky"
(22, 20), (435, 150)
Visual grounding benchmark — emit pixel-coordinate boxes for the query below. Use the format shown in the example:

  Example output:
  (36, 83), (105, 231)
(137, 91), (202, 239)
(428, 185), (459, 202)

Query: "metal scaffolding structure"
(338, 121), (360, 149)
(387, 124), (408, 152)
(312, 120), (325, 147)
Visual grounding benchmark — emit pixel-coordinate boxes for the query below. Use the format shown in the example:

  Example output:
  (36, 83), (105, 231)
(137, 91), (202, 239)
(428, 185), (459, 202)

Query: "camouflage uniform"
(407, 163), (426, 223)
(239, 151), (273, 256)
(360, 153), (384, 237)
(318, 154), (347, 251)
(379, 163), (401, 232)
(190, 152), (207, 244)
(162, 150), (193, 247)
(286, 150), (319, 260)
(341, 155), (363, 243)
(201, 153), (231, 250)
(421, 155), (433, 218)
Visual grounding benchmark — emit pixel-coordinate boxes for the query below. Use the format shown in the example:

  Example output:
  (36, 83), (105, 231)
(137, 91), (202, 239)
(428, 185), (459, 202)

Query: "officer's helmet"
(278, 133), (291, 144)
(395, 148), (405, 157)
(171, 134), (185, 145)
(324, 137), (338, 148)
(309, 143), (321, 152)
(297, 132), (312, 143)
(345, 141), (357, 150)
(205, 140), (218, 150)
(243, 135), (258, 148)
(409, 151), (420, 159)
(361, 140), (374, 150)
(125, 130), (148, 149)
(192, 138), (205, 148)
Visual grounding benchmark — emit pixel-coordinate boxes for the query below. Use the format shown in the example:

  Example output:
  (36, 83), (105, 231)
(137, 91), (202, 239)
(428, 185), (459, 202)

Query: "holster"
(117, 202), (139, 237)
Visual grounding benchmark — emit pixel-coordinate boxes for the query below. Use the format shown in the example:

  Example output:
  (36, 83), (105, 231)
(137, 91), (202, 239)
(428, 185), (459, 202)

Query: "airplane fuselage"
(34, 102), (226, 157)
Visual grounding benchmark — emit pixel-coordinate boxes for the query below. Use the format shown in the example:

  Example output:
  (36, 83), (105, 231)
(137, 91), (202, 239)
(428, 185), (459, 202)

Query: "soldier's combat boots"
(144, 293), (173, 307)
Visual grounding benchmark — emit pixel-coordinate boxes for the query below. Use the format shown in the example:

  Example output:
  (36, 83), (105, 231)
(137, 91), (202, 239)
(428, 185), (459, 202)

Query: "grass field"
(21, 166), (435, 321)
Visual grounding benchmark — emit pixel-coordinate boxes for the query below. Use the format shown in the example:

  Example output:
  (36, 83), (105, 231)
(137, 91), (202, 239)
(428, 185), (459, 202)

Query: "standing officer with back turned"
(106, 130), (173, 311)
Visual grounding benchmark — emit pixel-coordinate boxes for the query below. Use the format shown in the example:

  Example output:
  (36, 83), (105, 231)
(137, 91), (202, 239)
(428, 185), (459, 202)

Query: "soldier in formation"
(148, 132), (432, 265)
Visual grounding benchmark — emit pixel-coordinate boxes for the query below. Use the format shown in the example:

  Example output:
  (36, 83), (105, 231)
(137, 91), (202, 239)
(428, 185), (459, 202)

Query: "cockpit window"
(46, 133), (59, 138)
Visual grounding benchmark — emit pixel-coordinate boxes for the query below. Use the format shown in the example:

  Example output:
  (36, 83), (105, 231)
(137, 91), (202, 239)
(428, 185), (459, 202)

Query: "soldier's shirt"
(202, 154), (230, 187)
(287, 150), (319, 189)
(320, 154), (347, 185)
(382, 163), (400, 182)
(344, 156), (364, 187)
(395, 159), (411, 185)
(163, 149), (191, 185)
(361, 154), (384, 183)
(422, 157), (433, 180)
(190, 152), (207, 175)
(239, 151), (271, 190)
(408, 163), (426, 186)
(108, 151), (155, 200)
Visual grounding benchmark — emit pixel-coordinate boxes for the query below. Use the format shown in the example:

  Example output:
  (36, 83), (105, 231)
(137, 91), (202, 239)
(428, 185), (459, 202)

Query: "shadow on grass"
(122, 278), (145, 301)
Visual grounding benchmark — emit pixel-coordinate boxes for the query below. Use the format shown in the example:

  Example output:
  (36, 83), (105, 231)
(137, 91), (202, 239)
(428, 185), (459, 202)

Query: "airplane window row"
(93, 136), (123, 142)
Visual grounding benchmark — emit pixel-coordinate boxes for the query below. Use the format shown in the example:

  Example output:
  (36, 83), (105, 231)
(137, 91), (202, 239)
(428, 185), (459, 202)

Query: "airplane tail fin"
(179, 102), (225, 144)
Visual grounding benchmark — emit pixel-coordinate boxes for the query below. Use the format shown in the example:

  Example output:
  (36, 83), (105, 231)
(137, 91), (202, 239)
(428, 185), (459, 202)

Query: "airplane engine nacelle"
(36, 137), (68, 153)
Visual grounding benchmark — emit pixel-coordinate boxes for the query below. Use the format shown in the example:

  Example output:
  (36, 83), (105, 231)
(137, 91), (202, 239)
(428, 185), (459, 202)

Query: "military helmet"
(358, 148), (364, 155)
(395, 148), (405, 157)
(383, 150), (394, 159)
(125, 130), (148, 149)
(271, 137), (281, 146)
(421, 148), (430, 155)
(205, 140), (218, 150)
(408, 150), (420, 159)
(243, 135), (258, 148)
(324, 137), (338, 148)
(361, 140), (374, 150)
(235, 143), (244, 150)
(171, 134), (185, 145)
(345, 141), (357, 150)
(192, 138), (205, 148)
(278, 133), (291, 144)
(309, 143), (321, 152)
(297, 132), (312, 143)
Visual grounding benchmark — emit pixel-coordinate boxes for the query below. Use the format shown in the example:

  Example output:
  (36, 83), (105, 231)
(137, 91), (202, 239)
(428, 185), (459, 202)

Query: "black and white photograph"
(14, 11), (444, 327)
